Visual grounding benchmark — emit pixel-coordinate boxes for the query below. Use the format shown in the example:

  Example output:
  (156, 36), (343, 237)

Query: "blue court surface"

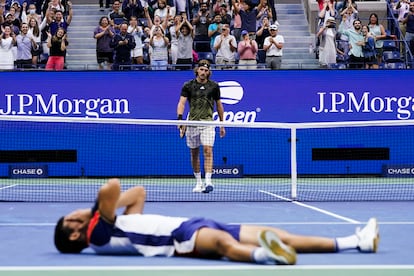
(1, 199), (414, 276)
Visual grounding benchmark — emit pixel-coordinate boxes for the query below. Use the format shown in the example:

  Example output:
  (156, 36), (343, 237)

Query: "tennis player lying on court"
(54, 178), (379, 265)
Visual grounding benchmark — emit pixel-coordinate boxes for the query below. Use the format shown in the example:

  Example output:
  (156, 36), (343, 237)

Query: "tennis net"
(0, 116), (414, 202)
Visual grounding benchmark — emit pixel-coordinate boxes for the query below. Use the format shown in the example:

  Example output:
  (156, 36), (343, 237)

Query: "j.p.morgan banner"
(1, 70), (414, 122)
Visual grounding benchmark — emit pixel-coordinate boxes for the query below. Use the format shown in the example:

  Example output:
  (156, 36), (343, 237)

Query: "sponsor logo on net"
(312, 92), (414, 120)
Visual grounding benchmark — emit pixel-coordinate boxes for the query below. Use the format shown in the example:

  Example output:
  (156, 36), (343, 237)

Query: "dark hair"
(194, 59), (212, 78)
(99, 16), (109, 26)
(54, 216), (88, 254)
(369, 13), (379, 25)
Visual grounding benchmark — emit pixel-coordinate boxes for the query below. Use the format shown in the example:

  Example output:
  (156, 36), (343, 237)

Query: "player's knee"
(135, 186), (146, 201)
(214, 236), (235, 256)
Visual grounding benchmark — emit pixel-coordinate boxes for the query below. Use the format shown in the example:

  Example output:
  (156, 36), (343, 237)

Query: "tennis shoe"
(192, 183), (205, 193)
(356, 217), (379, 253)
(258, 230), (297, 265)
(202, 184), (214, 193)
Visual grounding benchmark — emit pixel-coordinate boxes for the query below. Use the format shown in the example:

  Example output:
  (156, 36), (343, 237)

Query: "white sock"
(335, 234), (359, 251)
(205, 172), (212, 185)
(252, 248), (271, 264)
(194, 172), (202, 185)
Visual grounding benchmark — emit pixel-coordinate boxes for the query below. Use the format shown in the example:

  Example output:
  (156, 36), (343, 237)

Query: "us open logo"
(218, 81), (244, 105)
(216, 81), (258, 122)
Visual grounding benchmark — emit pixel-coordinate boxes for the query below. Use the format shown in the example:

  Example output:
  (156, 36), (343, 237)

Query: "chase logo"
(218, 81), (243, 105)
(9, 165), (48, 178)
(213, 165), (244, 178)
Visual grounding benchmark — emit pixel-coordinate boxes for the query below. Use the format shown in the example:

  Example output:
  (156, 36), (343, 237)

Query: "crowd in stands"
(0, 0), (72, 70)
(315, 0), (414, 69)
(0, 0), (413, 70)
(93, 0), (283, 70)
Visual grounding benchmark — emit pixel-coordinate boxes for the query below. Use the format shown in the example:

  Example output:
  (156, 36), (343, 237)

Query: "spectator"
(263, 24), (284, 69)
(173, 0), (187, 15)
(256, 0), (272, 30)
(237, 29), (258, 69)
(213, 23), (237, 69)
(108, 0), (127, 32)
(175, 15), (194, 70)
(128, 16), (145, 67)
(27, 17), (42, 66)
(149, 25), (169, 70)
(394, 0), (410, 38)
(338, 2), (358, 37)
(255, 15), (270, 49)
(99, 0), (111, 11)
(21, 2), (42, 25)
(145, 6), (168, 33)
(340, 19), (364, 69)
(233, 0), (266, 40)
(316, 16), (337, 68)
(317, 0), (333, 11)
(42, 0), (66, 16)
(168, 14), (181, 65)
(47, 5), (73, 36)
(360, 25), (376, 69)
(94, 16), (115, 70)
(318, 0), (336, 27)
(10, 1), (22, 21)
(231, 2), (242, 43)
(208, 13), (222, 52)
(154, 0), (175, 24)
(367, 13), (387, 66)
(122, 0), (145, 20)
(402, 2), (414, 55)
(192, 1), (211, 52)
(218, 3), (231, 25)
(142, 25), (151, 65)
(0, 25), (16, 70)
(45, 27), (68, 70)
(2, 10), (21, 32)
(15, 22), (36, 69)
(110, 22), (136, 70)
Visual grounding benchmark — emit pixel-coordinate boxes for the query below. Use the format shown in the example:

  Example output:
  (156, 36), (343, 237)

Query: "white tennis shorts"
(186, 126), (215, 148)
(131, 48), (143, 58)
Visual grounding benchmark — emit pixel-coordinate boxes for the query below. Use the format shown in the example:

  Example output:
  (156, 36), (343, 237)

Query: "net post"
(290, 127), (297, 200)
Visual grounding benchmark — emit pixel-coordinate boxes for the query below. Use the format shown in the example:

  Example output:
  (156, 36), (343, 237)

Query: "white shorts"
(131, 48), (143, 58)
(186, 126), (215, 148)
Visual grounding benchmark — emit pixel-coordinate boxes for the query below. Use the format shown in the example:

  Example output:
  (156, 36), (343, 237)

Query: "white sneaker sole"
(258, 230), (297, 265)
(357, 218), (380, 253)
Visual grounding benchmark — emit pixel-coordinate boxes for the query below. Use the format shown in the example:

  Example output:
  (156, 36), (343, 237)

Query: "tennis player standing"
(177, 59), (226, 193)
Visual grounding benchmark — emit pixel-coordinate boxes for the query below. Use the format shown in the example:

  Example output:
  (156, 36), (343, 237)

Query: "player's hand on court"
(220, 127), (226, 138)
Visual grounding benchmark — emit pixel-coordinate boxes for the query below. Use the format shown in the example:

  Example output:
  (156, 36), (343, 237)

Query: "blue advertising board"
(1, 70), (414, 122)
(0, 70), (413, 177)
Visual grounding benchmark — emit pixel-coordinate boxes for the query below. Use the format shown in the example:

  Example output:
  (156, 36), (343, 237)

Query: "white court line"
(0, 265), (414, 271)
(0, 184), (19, 190)
(2, 221), (414, 227)
(259, 190), (360, 224)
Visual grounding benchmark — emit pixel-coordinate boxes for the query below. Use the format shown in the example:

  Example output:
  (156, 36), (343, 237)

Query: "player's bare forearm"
(97, 178), (121, 222)
(216, 100), (225, 122)
(117, 186), (146, 215)
(177, 96), (187, 116)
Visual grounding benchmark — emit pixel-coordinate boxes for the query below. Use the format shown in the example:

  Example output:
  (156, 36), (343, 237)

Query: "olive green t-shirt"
(180, 79), (221, 121)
